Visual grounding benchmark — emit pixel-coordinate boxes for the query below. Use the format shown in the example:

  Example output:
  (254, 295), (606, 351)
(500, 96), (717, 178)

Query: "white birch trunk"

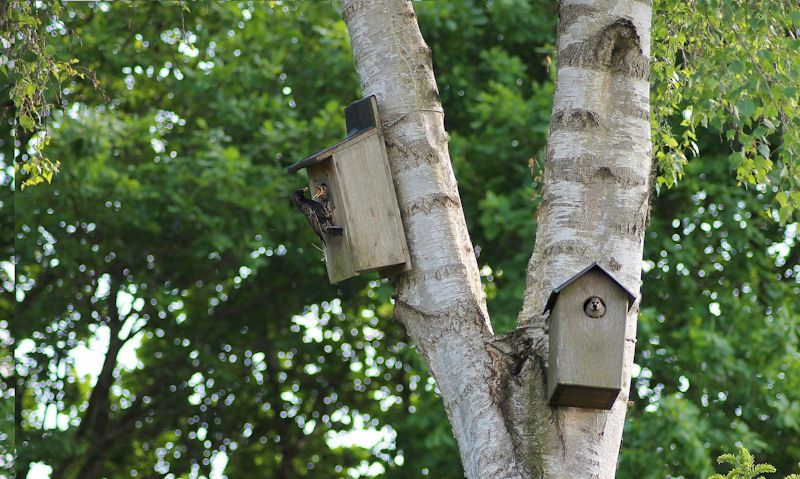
(519, 1), (653, 476)
(343, 1), (530, 476)
(341, 0), (653, 477)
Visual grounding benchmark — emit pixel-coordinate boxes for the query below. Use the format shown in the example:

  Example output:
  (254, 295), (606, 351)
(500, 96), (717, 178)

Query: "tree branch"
(342, 1), (531, 477)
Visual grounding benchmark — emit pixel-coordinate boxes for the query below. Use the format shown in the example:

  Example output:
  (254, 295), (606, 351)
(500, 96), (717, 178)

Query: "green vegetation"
(5, 0), (799, 478)
(708, 447), (799, 479)
(3, 0), (97, 188)
(652, 0), (800, 221)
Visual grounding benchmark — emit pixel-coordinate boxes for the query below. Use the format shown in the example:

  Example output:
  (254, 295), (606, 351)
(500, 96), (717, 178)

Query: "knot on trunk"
(558, 17), (649, 80)
(595, 19), (645, 75)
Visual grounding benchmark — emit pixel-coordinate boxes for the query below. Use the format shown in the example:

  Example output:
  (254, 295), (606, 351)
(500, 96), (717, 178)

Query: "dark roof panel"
(543, 262), (637, 313)
(286, 128), (375, 173)
(287, 96), (380, 174)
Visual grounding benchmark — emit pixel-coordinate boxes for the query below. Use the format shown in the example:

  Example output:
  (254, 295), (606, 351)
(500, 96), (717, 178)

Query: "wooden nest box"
(544, 262), (636, 410)
(287, 96), (411, 284)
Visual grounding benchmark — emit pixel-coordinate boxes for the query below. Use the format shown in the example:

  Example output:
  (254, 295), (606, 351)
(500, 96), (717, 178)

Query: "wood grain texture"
(372, 98), (412, 275)
(300, 97), (410, 283)
(548, 269), (627, 409)
(334, 131), (408, 273)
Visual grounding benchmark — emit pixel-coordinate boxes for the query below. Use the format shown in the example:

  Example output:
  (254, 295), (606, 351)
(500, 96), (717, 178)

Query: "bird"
(584, 296), (606, 318)
(312, 183), (328, 201)
(291, 187), (343, 243)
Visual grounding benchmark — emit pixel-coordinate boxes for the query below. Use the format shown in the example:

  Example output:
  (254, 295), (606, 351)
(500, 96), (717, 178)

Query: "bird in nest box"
(290, 187), (343, 244)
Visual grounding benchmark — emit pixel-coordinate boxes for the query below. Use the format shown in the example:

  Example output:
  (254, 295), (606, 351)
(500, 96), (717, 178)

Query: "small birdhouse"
(287, 96), (411, 284)
(544, 262), (636, 410)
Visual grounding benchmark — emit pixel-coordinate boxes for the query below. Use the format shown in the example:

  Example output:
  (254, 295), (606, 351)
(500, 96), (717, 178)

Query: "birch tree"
(342, 0), (652, 476)
(11, 0), (798, 477)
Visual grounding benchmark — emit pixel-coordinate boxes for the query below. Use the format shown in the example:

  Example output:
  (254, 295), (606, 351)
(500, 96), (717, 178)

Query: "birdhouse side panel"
(375, 126), (411, 275)
(547, 298), (564, 403)
(332, 133), (408, 273)
(307, 162), (358, 283)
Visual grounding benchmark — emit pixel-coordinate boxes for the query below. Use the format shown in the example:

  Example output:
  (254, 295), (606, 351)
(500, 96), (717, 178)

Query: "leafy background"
(4, 0), (799, 478)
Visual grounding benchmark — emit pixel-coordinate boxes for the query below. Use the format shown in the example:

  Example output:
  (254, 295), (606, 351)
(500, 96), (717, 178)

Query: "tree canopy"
(4, 1), (799, 478)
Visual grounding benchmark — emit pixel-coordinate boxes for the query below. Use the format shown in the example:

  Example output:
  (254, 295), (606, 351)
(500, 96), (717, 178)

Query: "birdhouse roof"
(543, 262), (637, 313)
(287, 96), (380, 174)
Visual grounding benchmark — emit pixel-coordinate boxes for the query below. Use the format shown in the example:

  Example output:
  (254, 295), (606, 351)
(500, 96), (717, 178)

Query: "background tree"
(11, 0), (799, 478)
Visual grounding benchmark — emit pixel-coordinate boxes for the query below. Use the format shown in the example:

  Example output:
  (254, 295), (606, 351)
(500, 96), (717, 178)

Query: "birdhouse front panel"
(333, 131), (409, 273)
(547, 267), (631, 410)
(306, 161), (357, 283)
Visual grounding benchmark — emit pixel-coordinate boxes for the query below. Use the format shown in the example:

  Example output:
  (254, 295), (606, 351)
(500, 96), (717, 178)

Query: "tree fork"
(342, 0), (653, 477)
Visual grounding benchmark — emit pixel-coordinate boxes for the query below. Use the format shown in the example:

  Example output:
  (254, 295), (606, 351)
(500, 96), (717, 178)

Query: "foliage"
(1, 0), (95, 188)
(10, 1), (800, 478)
(0, 332), (12, 478)
(0, 313), (12, 479)
(651, 0), (800, 221)
(0, 57), (15, 479)
(619, 156), (800, 477)
(707, 446), (799, 479)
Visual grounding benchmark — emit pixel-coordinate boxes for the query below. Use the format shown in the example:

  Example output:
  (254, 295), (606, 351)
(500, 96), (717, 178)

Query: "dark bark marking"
(385, 137), (442, 174)
(428, 85), (442, 105)
(418, 44), (432, 59)
(595, 20), (640, 69)
(595, 165), (647, 187)
(393, 295), (488, 339)
(416, 262), (468, 283)
(644, 157), (657, 229)
(341, 0), (368, 21)
(544, 157), (648, 188)
(608, 256), (623, 271)
(550, 108), (600, 131)
(606, 203), (650, 239)
(401, 192), (461, 217)
(542, 240), (591, 259)
(615, 96), (650, 121)
(486, 326), (550, 477)
(558, 18), (649, 80)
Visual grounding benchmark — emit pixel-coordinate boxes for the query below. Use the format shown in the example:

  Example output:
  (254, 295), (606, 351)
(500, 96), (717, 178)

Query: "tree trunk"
(341, 0), (653, 477)
(342, 1), (529, 477)
(518, 1), (653, 476)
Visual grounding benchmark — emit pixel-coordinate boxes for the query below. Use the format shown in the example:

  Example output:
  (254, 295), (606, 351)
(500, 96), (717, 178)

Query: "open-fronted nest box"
(544, 262), (636, 410)
(287, 96), (411, 284)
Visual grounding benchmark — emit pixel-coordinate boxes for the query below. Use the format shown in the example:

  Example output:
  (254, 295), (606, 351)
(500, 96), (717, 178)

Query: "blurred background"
(2, 1), (798, 478)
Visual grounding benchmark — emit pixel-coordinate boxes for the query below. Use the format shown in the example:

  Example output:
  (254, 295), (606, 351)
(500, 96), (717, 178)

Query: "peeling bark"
(341, 0), (652, 477)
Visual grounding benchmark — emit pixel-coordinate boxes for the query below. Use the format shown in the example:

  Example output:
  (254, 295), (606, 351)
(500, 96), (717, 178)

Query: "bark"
(341, 0), (653, 477)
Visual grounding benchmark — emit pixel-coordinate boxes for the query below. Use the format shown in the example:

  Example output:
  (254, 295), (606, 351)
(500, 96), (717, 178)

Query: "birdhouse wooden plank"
(287, 96), (411, 284)
(305, 162), (357, 283)
(544, 262), (636, 410)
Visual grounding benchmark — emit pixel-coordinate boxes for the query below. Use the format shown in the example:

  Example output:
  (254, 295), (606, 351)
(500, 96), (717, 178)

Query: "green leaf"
(19, 113), (35, 131)
(757, 143), (770, 159)
(729, 61), (746, 74)
(664, 135), (679, 148)
(738, 99), (756, 119)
